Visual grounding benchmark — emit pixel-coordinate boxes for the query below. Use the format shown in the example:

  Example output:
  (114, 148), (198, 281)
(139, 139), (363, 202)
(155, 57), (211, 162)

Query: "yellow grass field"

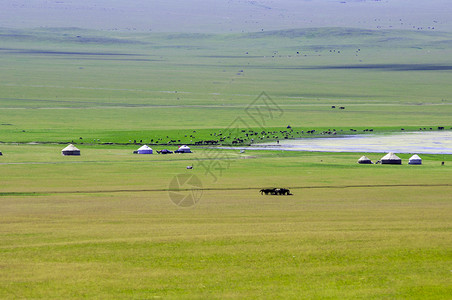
(1, 145), (451, 298)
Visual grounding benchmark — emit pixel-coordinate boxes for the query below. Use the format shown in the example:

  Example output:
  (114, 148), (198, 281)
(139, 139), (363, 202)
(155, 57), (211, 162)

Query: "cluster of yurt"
(133, 144), (192, 154)
(59, 144), (193, 156)
(358, 152), (422, 165)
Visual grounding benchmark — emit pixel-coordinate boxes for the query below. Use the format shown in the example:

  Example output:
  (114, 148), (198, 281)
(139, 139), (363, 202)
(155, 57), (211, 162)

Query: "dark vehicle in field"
(157, 149), (173, 154)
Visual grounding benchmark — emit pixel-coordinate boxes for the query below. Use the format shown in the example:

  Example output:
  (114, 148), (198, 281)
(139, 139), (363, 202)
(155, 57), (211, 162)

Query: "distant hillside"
(2, 27), (452, 52)
(243, 28), (383, 39)
(0, 0), (450, 33)
(239, 27), (452, 47)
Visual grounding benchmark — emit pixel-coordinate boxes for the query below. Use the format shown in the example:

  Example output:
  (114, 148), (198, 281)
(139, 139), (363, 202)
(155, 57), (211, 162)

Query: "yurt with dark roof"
(408, 154), (422, 165)
(380, 152), (402, 165)
(357, 155), (372, 164)
(62, 144), (80, 156)
(137, 145), (153, 154)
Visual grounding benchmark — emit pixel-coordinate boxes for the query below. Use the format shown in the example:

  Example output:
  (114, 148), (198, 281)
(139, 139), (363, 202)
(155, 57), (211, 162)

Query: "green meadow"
(0, 144), (451, 298)
(1, 28), (452, 298)
(1, 27), (452, 144)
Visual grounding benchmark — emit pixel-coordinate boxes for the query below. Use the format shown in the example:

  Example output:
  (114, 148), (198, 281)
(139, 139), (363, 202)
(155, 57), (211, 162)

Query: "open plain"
(1, 27), (452, 298)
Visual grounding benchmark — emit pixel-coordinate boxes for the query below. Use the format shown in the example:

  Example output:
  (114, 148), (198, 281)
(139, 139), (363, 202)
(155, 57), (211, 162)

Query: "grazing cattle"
(277, 188), (292, 195)
(260, 188), (274, 195)
(260, 188), (293, 195)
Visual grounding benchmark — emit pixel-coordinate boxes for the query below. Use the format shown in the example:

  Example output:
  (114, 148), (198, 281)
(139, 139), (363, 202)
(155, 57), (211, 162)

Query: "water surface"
(252, 131), (452, 154)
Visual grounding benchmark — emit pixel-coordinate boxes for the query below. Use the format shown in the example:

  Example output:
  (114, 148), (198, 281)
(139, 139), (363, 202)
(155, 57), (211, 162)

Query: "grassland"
(1, 27), (452, 298)
(1, 27), (452, 144)
(0, 144), (451, 298)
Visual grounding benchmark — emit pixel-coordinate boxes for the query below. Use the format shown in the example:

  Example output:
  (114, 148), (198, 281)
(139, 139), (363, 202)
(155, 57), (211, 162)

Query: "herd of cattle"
(260, 188), (293, 195)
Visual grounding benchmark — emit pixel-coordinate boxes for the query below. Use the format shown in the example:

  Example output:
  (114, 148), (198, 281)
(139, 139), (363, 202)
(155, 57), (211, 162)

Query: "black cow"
(260, 188), (274, 195)
(260, 188), (293, 195)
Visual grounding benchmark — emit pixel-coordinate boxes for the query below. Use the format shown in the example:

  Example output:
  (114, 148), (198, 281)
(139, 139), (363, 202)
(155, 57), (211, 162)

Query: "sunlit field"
(1, 27), (452, 298)
(1, 144), (451, 298)
(1, 28), (452, 144)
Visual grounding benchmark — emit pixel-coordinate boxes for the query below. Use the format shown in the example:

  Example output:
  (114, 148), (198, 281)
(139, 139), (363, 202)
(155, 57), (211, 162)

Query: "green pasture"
(1, 27), (452, 298)
(0, 144), (451, 192)
(0, 144), (451, 298)
(1, 27), (452, 144)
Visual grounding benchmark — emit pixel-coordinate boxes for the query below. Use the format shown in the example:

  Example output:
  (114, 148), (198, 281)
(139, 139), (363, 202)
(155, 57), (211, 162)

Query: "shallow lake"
(249, 131), (452, 154)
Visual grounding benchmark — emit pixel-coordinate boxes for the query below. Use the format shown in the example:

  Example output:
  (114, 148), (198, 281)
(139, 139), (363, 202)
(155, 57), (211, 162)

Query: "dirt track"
(1, 183), (451, 197)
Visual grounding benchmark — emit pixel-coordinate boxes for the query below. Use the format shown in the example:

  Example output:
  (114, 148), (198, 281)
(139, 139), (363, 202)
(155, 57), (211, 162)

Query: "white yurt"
(176, 145), (192, 153)
(380, 152), (402, 165)
(62, 144), (80, 156)
(137, 145), (153, 154)
(357, 155), (372, 164)
(408, 154), (422, 165)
